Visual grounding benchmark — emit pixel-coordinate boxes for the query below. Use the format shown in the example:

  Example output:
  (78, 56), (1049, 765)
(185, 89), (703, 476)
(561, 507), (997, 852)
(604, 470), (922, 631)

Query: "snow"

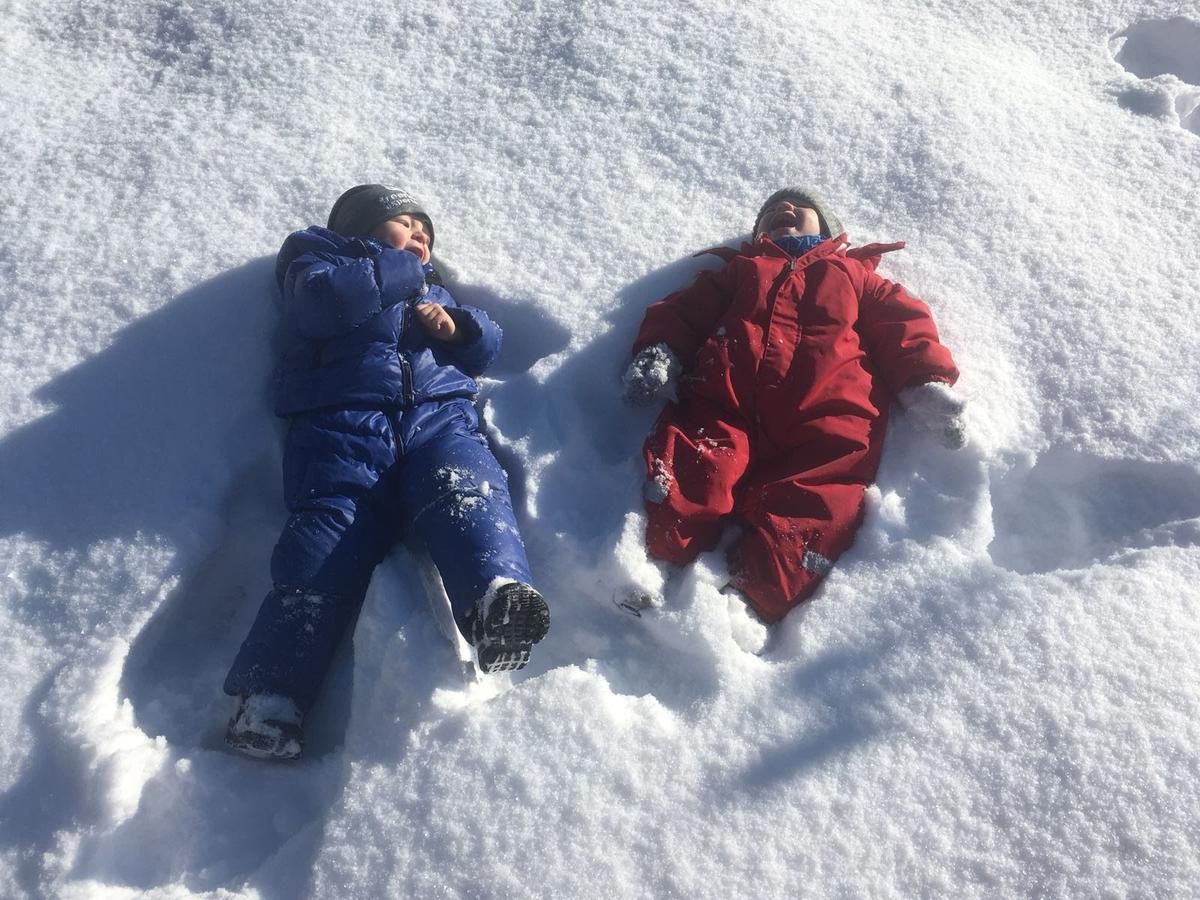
(2, 0), (1199, 896)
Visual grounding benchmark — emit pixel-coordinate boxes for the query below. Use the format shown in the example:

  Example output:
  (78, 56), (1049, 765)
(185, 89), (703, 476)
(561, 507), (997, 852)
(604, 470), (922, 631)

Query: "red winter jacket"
(634, 234), (958, 446)
(633, 233), (959, 621)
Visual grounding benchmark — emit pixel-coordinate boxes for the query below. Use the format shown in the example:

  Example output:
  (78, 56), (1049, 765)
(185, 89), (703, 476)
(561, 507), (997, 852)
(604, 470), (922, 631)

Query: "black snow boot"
(464, 582), (550, 674)
(225, 693), (305, 761)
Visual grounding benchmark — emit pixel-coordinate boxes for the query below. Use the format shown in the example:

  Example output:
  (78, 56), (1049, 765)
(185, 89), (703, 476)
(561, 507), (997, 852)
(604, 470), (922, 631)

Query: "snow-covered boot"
(225, 693), (305, 761)
(465, 582), (550, 674)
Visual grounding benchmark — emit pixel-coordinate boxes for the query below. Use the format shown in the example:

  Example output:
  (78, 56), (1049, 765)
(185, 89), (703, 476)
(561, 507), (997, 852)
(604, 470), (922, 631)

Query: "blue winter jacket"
(271, 227), (501, 416)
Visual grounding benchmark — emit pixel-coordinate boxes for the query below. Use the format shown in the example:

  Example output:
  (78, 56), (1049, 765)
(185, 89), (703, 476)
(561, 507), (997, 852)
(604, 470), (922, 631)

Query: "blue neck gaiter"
(774, 234), (826, 257)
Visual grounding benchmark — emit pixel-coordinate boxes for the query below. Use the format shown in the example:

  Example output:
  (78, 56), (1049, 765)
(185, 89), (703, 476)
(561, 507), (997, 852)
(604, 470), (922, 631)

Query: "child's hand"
(413, 302), (462, 343)
(622, 343), (682, 406)
(898, 382), (968, 449)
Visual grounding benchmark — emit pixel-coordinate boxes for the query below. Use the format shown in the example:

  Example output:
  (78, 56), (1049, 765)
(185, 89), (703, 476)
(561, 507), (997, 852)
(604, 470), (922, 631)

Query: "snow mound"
(1112, 17), (1200, 133)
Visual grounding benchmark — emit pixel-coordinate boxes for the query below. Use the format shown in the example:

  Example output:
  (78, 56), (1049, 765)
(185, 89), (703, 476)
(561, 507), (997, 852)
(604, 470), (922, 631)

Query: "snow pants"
(642, 395), (885, 623)
(224, 398), (532, 711)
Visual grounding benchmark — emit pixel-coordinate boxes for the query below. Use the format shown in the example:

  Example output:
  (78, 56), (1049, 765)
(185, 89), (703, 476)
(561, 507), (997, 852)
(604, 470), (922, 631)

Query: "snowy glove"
(898, 382), (968, 449)
(622, 343), (682, 406)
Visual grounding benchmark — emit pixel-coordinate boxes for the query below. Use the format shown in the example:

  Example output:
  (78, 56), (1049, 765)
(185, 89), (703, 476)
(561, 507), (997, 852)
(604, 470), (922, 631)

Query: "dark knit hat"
(326, 184), (435, 249)
(754, 187), (843, 238)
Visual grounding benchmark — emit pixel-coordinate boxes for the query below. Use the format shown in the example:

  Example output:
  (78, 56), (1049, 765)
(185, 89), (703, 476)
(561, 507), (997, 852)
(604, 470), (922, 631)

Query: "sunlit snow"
(2, 0), (1199, 897)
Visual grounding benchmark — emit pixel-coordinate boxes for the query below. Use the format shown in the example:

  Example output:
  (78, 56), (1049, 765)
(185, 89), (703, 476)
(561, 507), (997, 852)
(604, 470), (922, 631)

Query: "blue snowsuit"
(224, 227), (533, 711)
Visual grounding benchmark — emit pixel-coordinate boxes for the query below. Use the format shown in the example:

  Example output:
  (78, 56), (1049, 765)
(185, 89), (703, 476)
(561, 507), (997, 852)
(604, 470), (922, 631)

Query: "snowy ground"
(2, 0), (1199, 897)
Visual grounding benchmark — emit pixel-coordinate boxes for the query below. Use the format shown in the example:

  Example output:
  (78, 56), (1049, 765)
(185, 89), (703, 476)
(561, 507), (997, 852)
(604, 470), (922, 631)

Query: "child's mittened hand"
(898, 382), (968, 449)
(413, 302), (461, 342)
(622, 343), (682, 406)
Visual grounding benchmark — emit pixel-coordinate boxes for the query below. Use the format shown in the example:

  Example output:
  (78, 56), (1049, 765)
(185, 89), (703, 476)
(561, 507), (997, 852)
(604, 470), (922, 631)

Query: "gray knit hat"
(754, 187), (843, 238)
(327, 184), (435, 249)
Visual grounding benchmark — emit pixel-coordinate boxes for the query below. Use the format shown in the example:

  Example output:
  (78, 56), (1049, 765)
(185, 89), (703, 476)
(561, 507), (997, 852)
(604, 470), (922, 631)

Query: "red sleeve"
(632, 263), (735, 362)
(857, 270), (959, 393)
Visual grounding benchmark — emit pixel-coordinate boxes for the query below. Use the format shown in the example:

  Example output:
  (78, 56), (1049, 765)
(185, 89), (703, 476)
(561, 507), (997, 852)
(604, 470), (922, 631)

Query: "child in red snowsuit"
(622, 187), (965, 623)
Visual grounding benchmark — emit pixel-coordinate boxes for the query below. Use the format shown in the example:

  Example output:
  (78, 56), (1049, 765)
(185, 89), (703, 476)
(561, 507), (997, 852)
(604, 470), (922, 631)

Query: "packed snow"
(2, 0), (1199, 896)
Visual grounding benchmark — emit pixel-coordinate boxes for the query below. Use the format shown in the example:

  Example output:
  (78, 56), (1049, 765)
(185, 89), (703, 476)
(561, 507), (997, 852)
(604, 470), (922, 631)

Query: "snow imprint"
(1112, 18), (1200, 134)
(989, 447), (1200, 573)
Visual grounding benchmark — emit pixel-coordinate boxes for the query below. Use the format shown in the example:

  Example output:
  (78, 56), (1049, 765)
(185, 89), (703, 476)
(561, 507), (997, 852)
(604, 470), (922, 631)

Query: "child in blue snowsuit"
(223, 184), (550, 760)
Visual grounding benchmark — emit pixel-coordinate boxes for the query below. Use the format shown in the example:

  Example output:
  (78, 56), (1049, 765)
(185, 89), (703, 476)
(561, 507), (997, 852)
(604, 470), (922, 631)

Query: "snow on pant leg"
(224, 410), (399, 711)
(642, 399), (752, 565)
(396, 401), (533, 626)
(729, 426), (881, 623)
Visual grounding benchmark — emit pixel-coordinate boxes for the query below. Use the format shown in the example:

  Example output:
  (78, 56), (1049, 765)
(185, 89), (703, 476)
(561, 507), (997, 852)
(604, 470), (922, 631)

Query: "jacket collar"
(694, 232), (905, 273)
(755, 232), (848, 264)
(694, 232), (850, 267)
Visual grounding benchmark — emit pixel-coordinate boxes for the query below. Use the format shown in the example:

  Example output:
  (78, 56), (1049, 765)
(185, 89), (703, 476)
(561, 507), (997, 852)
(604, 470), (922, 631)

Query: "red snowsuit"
(633, 234), (959, 622)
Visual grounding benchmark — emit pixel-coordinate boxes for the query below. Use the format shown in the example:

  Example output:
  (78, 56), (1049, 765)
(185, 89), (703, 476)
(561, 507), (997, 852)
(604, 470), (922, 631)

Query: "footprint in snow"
(988, 446), (1200, 574)
(1110, 17), (1200, 135)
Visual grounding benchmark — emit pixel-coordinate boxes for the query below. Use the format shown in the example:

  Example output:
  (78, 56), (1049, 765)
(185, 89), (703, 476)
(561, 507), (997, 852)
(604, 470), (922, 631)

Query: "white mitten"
(621, 342), (682, 406)
(898, 381), (968, 449)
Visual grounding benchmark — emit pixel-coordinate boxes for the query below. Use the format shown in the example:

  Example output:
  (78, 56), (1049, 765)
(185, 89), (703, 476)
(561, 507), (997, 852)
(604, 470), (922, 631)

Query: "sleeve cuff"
(446, 307), (483, 344)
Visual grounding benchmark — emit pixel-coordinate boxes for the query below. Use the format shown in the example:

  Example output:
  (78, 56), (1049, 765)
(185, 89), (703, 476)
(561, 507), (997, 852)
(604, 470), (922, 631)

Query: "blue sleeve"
(277, 231), (426, 341)
(374, 248), (428, 308)
(423, 286), (502, 376)
(282, 256), (383, 340)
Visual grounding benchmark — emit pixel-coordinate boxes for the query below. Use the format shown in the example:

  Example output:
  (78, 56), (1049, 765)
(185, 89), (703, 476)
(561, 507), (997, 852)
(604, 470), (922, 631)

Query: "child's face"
(756, 199), (822, 239)
(371, 214), (432, 264)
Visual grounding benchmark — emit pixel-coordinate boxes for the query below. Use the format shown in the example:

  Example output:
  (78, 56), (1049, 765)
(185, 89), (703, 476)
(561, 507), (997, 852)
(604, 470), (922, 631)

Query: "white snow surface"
(2, 0), (1199, 896)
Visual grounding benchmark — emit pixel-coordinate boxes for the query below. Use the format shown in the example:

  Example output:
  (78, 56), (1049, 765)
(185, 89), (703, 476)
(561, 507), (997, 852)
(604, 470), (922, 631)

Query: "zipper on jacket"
(399, 353), (416, 408)
(756, 254), (800, 389)
(398, 301), (416, 409)
(763, 256), (797, 329)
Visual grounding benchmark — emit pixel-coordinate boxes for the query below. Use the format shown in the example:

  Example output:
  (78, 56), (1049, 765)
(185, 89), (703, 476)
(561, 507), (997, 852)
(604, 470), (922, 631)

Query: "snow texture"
(2, 0), (1199, 897)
